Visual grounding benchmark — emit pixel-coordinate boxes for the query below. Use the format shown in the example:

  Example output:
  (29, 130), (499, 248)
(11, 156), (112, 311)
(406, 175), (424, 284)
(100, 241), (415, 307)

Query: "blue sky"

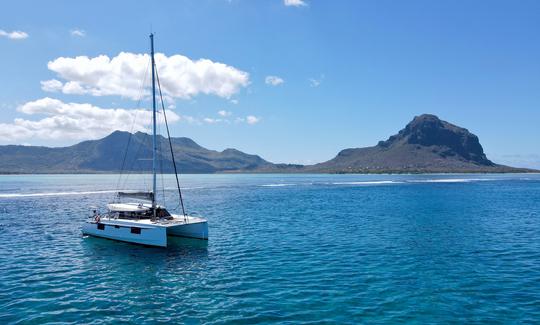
(1, 0), (539, 167)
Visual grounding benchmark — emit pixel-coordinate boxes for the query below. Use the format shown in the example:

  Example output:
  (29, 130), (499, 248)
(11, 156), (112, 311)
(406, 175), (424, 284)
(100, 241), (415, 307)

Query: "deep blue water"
(1, 173), (540, 324)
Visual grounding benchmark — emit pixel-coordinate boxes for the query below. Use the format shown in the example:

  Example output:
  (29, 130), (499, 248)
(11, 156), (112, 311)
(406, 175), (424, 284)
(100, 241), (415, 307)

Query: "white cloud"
(44, 52), (249, 100)
(181, 115), (198, 124)
(218, 110), (232, 117)
(246, 115), (261, 125)
(309, 74), (325, 87)
(62, 81), (87, 94)
(284, 0), (307, 7)
(70, 29), (86, 37)
(200, 112), (260, 125)
(0, 30), (28, 40)
(0, 97), (179, 142)
(40, 79), (63, 92)
(203, 117), (221, 124)
(230, 99), (239, 105)
(265, 75), (284, 86)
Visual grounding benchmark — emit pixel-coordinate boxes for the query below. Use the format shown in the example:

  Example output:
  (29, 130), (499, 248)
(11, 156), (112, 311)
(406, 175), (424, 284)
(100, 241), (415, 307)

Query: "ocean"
(1, 173), (539, 323)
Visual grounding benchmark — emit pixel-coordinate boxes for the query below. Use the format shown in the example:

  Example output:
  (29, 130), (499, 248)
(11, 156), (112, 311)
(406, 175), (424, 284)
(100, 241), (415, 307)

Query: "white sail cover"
(107, 203), (151, 213)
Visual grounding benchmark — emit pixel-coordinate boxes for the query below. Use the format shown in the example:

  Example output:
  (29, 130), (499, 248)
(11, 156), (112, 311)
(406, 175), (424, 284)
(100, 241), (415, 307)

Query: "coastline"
(1, 170), (538, 176)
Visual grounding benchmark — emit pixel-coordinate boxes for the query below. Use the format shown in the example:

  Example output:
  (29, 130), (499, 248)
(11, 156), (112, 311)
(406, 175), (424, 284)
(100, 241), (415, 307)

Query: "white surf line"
(163, 186), (206, 190)
(332, 180), (403, 185)
(407, 178), (495, 183)
(408, 179), (471, 183)
(0, 190), (119, 198)
(260, 183), (297, 187)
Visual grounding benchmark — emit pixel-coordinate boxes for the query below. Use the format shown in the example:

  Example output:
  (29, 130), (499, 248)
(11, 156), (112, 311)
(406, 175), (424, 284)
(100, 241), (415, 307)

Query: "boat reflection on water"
(81, 232), (209, 267)
(167, 235), (209, 250)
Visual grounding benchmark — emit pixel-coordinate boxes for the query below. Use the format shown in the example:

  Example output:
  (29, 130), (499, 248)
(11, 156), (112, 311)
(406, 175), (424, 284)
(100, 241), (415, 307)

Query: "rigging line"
(156, 75), (180, 212)
(119, 99), (153, 189)
(157, 115), (166, 206)
(155, 65), (187, 217)
(160, 132), (166, 208)
(120, 131), (142, 189)
(115, 57), (151, 193)
(117, 70), (149, 190)
(120, 130), (148, 191)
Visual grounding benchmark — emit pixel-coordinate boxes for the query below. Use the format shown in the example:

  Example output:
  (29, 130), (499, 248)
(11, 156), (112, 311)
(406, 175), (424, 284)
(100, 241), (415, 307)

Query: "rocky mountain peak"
(375, 114), (493, 165)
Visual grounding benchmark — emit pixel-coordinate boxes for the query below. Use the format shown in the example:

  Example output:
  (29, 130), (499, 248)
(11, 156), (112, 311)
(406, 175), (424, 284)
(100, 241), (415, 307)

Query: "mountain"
(0, 115), (533, 174)
(309, 114), (531, 173)
(0, 131), (272, 174)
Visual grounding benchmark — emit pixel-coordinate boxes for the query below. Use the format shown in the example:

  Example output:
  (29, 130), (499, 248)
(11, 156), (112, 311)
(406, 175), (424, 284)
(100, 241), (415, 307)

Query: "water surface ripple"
(1, 174), (540, 323)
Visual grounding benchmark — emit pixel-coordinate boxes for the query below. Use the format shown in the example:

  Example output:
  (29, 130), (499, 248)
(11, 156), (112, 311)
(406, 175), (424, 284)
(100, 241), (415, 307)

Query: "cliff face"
(377, 114), (493, 165)
(310, 114), (524, 173)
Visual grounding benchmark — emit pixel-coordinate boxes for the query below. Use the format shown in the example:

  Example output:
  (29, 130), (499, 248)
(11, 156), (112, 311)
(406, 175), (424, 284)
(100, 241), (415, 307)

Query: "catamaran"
(82, 34), (208, 247)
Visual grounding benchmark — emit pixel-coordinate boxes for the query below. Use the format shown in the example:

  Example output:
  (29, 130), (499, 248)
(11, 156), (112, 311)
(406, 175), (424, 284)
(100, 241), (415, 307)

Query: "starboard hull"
(166, 217), (209, 240)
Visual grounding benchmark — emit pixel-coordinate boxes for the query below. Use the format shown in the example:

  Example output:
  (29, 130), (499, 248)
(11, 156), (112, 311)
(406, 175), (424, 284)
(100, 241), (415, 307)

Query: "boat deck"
(95, 215), (207, 229)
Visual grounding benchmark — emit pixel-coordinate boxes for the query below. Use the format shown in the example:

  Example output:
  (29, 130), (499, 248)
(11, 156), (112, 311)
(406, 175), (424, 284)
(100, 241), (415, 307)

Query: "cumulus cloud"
(265, 75), (284, 86)
(40, 79), (63, 92)
(0, 97), (179, 142)
(246, 115), (261, 125)
(43, 52), (249, 100)
(218, 110), (232, 117)
(70, 29), (86, 37)
(0, 29), (28, 40)
(284, 0), (307, 7)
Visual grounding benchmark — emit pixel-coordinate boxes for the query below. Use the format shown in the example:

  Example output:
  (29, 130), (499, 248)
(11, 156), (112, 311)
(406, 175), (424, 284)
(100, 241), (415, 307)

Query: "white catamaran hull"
(167, 216), (209, 240)
(82, 215), (208, 247)
(82, 221), (167, 247)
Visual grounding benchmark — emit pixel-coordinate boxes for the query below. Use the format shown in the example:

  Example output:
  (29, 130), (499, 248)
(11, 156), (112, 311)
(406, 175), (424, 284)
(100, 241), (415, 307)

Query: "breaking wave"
(408, 178), (494, 183)
(332, 181), (403, 185)
(260, 183), (297, 187)
(0, 190), (118, 198)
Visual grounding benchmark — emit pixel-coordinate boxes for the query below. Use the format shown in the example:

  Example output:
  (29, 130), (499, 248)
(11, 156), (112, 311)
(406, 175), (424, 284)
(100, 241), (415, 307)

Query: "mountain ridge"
(0, 131), (273, 174)
(0, 114), (535, 174)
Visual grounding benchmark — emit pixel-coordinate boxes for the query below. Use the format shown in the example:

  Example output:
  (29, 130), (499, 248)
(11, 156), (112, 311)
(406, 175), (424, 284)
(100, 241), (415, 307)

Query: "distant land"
(0, 114), (535, 174)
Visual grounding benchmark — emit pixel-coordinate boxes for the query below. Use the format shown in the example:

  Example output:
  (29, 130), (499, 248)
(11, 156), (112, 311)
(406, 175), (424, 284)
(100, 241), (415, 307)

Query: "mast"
(150, 33), (157, 217)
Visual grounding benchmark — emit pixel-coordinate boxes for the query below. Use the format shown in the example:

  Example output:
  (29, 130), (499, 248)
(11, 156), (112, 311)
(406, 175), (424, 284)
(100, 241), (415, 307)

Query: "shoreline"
(1, 171), (539, 176)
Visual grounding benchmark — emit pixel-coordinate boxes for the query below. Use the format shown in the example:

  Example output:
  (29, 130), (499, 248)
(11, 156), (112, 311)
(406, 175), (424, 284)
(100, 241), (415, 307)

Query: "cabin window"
(131, 227), (141, 234)
(97, 223), (105, 230)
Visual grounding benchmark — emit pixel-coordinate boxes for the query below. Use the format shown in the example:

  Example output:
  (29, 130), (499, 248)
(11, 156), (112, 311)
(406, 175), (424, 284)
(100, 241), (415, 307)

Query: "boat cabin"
(107, 202), (172, 220)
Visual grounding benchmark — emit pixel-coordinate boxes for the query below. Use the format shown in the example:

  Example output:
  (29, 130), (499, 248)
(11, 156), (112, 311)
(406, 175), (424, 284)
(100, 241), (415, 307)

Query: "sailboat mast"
(150, 33), (157, 214)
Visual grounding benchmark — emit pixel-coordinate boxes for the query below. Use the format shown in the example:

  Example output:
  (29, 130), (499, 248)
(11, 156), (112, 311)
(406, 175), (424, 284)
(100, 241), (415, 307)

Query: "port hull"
(82, 221), (167, 247)
(82, 215), (208, 247)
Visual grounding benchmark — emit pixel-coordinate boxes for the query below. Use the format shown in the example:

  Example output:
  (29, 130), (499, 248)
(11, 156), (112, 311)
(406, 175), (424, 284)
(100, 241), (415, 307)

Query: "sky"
(1, 0), (539, 168)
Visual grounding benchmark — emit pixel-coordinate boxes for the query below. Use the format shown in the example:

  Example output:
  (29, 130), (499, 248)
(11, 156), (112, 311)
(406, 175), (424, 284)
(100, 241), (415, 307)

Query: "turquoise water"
(1, 173), (540, 323)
